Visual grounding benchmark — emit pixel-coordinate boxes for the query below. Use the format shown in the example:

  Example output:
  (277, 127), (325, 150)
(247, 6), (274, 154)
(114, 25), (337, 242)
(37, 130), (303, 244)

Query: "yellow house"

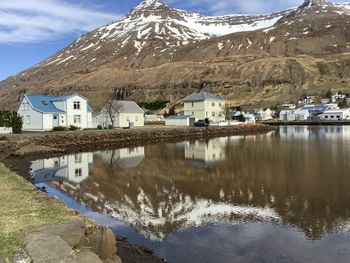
(183, 92), (225, 123)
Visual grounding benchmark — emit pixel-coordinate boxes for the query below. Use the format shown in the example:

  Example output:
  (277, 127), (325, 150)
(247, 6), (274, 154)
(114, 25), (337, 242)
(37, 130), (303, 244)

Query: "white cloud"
(166, 0), (346, 15)
(0, 0), (119, 44)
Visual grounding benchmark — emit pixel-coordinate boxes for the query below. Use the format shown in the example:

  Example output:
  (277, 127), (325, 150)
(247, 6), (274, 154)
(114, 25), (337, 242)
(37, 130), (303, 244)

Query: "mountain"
(1, 0), (350, 110)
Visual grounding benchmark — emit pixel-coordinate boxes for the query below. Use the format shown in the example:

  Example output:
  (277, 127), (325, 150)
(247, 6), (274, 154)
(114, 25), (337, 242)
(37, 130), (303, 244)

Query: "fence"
(0, 127), (13, 134)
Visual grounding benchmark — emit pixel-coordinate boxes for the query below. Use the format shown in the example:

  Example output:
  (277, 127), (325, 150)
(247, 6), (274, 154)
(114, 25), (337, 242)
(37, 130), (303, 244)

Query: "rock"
(80, 226), (117, 262)
(11, 249), (31, 263)
(24, 219), (86, 248)
(73, 250), (103, 263)
(0, 256), (5, 263)
(25, 235), (73, 263)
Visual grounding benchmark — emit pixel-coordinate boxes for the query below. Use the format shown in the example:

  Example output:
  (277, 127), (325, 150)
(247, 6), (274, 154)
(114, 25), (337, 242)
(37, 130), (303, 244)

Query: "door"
(189, 117), (196, 127)
(53, 115), (59, 127)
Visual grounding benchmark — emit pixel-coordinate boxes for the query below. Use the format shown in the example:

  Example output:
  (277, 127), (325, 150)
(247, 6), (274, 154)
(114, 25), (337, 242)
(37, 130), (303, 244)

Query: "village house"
(279, 105), (330, 121)
(331, 93), (347, 103)
(279, 108), (310, 121)
(165, 115), (197, 126)
(17, 94), (93, 131)
(183, 92), (225, 123)
(93, 101), (144, 128)
(318, 109), (350, 121)
(251, 108), (274, 121)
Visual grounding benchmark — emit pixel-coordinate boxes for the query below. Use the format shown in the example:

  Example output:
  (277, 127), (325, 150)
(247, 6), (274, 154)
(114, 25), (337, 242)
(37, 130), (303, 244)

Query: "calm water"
(31, 126), (350, 263)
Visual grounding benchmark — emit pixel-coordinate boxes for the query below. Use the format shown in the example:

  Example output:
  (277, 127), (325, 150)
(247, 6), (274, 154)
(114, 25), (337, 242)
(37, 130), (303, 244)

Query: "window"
(331, 115), (334, 118)
(135, 116), (138, 122)
(74, 115), (81, 124)
(22, 103), (29, 111)
(26, 115), (30, 124)
(325, 116), (328, 119)
(192, 112), (194, 116)
(336, 115), (341, 119)
(212, 112), (216, 117)
(191, 102), (194, 107)
(219, 103), (222, 107)
(75, 154), (82, 163)
(75, 168), (82, 177)
(73, 101), (80, 110)
(126, 116), (130, 122)
(212, 102), (215, 107)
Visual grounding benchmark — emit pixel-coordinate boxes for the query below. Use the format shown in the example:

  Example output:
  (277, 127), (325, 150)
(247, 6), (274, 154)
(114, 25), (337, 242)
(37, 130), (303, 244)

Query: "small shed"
(165, 115), (196, 126)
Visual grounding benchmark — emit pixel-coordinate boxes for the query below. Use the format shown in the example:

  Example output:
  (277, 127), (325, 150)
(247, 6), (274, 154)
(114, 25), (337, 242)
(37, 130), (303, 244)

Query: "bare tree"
(104, 90), (123, 128)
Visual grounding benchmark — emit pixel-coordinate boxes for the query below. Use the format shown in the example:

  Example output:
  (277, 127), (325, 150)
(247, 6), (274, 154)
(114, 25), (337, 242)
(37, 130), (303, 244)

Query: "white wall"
(66, 95), (90, 129)
(17, 96), (44, 131)
(184, 100), (225, 123)
(165, 118), (191, 126)
(117, 113), (144, 128)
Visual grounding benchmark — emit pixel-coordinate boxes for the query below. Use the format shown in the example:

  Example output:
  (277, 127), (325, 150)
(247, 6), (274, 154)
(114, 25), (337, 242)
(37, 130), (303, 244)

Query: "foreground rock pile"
(22, 219), (121, 263)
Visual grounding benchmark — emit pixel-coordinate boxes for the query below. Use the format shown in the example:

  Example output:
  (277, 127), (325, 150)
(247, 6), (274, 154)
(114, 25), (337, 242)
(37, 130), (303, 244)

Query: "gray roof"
(111, 101), (144, 114)
(166, 115), (194, 120)
(183, 92), (223, 102)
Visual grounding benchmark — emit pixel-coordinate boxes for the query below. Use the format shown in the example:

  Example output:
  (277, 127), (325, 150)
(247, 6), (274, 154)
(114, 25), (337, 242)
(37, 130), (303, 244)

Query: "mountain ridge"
(0, 0), (350, 110)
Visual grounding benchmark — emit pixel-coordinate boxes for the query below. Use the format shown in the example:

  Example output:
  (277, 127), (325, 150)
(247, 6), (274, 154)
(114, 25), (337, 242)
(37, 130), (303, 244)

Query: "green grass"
(0, 164), (74, 261)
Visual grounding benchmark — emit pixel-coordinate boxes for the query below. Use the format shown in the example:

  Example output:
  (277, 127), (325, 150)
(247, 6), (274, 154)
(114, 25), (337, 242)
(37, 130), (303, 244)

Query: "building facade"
(183, 92), (225, 123)
(17, 94), (93, 131)
(93, 101), (144, 128)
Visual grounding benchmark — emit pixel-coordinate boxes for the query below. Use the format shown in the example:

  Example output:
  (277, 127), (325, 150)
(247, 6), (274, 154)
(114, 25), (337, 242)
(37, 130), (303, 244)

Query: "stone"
(80, 226), (117, 262)
(11, 249), (31, 263)
(25, 235), (73, 263)
(74, 250), (103, 263)
(24, 219), (86, 248)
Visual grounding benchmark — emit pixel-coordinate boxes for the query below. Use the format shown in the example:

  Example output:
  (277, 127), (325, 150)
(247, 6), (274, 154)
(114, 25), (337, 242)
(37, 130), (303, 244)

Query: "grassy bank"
(0, 164), (74, 261)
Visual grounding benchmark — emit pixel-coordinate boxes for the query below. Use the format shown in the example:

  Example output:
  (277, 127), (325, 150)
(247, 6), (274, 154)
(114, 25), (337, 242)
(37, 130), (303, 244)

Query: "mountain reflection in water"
(31, 126), (350, 263)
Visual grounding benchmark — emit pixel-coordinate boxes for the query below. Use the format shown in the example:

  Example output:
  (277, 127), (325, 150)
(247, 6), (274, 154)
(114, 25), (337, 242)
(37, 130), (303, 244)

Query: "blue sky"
(0, 0), (347, 80)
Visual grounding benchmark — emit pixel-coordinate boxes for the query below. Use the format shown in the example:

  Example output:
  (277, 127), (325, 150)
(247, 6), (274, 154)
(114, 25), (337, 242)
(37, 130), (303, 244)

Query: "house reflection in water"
(31, 153), (93, 185)
(185, 137), (228, 167)
(279, 125), (350, 140)
(94, 147), (145, 169)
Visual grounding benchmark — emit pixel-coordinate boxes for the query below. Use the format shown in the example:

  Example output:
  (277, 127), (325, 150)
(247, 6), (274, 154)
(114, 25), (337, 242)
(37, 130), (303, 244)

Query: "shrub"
(140, 101), (169, 111)
(108, 125), (113, 129)
(69, 125), (80, 131)
(97, 125), (102, 130)
(0, 110), (23, 134)
(53, 126), (68, 131)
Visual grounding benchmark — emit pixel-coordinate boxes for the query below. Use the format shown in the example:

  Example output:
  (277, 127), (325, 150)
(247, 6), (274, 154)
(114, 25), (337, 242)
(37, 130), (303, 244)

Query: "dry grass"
(0, 164), (75, 261)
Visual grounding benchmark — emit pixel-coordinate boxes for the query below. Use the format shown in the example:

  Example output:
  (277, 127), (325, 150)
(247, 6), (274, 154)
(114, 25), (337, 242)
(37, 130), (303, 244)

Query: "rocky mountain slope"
(1, 0), (350, 110)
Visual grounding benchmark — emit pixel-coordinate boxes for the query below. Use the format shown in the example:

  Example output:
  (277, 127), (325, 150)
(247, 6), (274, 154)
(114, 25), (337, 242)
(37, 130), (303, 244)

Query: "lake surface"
(31, 126), (350, 263)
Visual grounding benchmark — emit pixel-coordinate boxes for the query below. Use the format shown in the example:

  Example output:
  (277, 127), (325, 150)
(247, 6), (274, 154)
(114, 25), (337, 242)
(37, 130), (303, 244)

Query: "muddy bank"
(8, 125), (275, 159)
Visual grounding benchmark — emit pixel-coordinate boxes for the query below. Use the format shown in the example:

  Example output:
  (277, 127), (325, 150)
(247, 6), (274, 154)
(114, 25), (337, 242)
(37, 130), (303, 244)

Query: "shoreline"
(3, 125), (275, 160)
(261, 120), (350, 126)
(0, 125), (275, 263)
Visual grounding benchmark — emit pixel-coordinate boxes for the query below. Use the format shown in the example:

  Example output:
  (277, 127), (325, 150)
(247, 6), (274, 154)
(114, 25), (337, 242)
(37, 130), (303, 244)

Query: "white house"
(183, 92), (225, 123)
(318, 109), (350, 121)
(93, 101), (144, 128)
(165, 115), (197, 126)
(279, 108), (310, 121)
(17, 94), (93, 131)
(31, 153), (93, 185)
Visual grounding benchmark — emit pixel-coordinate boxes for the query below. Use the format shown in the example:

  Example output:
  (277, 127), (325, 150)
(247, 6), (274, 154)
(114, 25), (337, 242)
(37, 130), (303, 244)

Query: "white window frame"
(26, 115), (30, 124)
(73, 101), (81, 110)
(75, 168), (82, 177)
(74, 115), (81, 124)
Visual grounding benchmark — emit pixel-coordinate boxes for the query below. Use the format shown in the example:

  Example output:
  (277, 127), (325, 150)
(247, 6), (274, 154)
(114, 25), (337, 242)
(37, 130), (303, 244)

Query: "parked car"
(194, 119), (209, 127)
